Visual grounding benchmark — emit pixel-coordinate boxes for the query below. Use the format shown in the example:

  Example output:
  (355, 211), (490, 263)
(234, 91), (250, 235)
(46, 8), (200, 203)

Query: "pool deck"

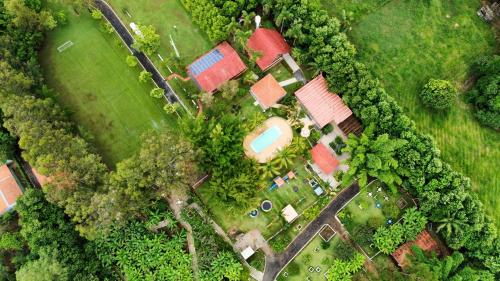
(243, 117), (293, 163)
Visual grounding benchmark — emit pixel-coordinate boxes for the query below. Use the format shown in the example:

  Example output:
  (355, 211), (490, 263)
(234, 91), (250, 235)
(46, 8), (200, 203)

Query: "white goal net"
(57, 41), (74, 52)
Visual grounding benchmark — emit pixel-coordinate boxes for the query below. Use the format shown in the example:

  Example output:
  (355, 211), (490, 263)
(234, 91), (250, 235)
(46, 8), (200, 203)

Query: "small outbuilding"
(392, 230), (441, 269)
(281, 204), (299, 223)
(187, 42), (247, 93)
(247, 28), (291, 71)
(240, 246), (255, 260)
(310, 143), (339, 175)
(295, 75), (352, 129)
(250, 74), (286, 110)
(0, 164), (24, 215)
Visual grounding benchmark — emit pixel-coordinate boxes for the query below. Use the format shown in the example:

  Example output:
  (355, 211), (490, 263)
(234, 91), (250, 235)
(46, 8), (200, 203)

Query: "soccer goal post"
(57, 41), (74, 52)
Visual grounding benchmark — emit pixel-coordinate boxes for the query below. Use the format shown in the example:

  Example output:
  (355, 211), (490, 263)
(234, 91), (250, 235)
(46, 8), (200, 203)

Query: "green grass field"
(107, 0), (214, 112)
(321, 0), (499, 224)
(40, 7), (176, 166)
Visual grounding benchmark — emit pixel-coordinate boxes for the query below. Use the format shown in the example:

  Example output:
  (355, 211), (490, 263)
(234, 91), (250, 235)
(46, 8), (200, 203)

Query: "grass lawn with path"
(321, 0), (499, 224)
(40, 6), (176, 166)
(278, 235), (356, 281)
(338, 181), (415, 257)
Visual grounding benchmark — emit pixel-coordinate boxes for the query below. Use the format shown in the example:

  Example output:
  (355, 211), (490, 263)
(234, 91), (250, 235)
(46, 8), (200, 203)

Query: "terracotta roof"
(295, 75), (352, 128)
(311, 143), (339, 175)
(247, 28), (291, 71)
(392, 230), (440, 269)
(31, 168), (50, 186)
(0, 164), (23, 214)
(250, 74), (286, 109)
(187, 42), (247, 93)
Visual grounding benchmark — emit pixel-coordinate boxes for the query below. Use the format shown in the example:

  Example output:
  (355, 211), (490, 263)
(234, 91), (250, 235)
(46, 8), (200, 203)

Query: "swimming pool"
(251, 126), (282, 153)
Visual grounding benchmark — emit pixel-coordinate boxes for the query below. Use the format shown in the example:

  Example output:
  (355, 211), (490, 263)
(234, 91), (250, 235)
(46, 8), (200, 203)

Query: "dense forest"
(0, 0), (243, 280)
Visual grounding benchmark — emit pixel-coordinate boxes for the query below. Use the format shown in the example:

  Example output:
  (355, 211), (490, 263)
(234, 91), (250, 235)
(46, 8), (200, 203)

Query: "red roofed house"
(0, 164), (24, 215)
(250, 74), (286, 110)
(247, 28), (291, 71)
(295, 75), (353, 129)
(392, 230), (441, 269)
(311, 143), (339, 175)
(187, 42), (247, 93)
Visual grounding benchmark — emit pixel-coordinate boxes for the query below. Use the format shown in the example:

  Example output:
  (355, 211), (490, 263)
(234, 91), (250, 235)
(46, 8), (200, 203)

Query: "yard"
(321, 0), (499, 224)
(338, 181), (414, 257)
(197, 163), (323, 239)
(106, 0), (214, 112)
(278, 234), (357, 281)
(40, 5), (176, 166)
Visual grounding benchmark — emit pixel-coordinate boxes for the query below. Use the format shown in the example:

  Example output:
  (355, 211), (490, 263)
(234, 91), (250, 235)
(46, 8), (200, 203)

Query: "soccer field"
(321, 0), (499, 223)
(40, 7), (177, 166)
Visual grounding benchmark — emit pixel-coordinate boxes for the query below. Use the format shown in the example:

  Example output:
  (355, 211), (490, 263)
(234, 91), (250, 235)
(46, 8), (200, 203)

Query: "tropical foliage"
(95, 208), (192, 280)
(342, 124), (407, 192)
(181, 114), (258, 206)
(466, 55), (500, 130)
(373, 223), (404, 254)
(325, 252), (365, 281)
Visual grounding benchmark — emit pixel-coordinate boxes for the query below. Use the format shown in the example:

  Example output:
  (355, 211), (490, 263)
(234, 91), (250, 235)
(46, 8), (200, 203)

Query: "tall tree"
(342, 124), (407, 191)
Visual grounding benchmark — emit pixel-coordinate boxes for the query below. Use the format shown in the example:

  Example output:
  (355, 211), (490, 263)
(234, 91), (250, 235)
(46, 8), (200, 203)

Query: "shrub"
(333, 241), (356, 261)
(321, 240), (331, 250)
(308, 129), (321, 144)
(421, 79), (456, 110)
(322, 124), (334, 134)
(287, 261), (300, 276)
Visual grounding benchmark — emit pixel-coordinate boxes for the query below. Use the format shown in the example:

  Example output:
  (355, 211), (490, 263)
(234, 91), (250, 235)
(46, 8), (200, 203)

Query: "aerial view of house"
(0, 0), (497, 281)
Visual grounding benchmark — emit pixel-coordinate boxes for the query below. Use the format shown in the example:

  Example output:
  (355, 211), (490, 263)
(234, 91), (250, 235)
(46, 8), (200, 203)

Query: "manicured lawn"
(197, 163), (321, 238)
(107, 0), (214, 112)
(279, 235), (354, 280)
(322, 0), (499, 224)
(338, 181), (414, 257)
(40, 6), (176, 166)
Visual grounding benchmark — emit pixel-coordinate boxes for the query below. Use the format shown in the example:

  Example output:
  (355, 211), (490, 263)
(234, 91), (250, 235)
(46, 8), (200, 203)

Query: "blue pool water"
(251, 126), (282, 153)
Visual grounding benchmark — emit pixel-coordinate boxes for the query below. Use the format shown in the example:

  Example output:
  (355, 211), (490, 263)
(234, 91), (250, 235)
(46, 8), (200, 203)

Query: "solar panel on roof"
(189, 49), (224, 76)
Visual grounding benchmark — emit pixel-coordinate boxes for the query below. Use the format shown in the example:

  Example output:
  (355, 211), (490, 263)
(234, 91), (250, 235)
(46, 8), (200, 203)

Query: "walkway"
(262, 182), (360, 281)
(93, 0), (191, 116)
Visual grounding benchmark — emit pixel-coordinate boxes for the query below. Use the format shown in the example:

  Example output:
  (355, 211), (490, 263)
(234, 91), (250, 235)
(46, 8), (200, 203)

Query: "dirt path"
(167, 195), (199, 281)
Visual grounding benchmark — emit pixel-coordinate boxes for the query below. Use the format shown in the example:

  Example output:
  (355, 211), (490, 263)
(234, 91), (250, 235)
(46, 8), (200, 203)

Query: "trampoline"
(261, 200), (273, 212)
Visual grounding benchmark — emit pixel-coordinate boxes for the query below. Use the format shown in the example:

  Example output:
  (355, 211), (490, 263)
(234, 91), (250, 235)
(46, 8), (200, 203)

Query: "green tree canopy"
(131, 24), (161, 55)
(421, 79), (456, 111)
(342, 124), (407, 192)
(16, 251), (68, 281)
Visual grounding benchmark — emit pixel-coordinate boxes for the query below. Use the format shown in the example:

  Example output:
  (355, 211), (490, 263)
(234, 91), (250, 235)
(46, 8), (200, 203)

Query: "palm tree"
(290, 137), (308, 157)
(272, 148), (296, 170)
(258, 162), (280, 180)
(435, 215), (467, 237)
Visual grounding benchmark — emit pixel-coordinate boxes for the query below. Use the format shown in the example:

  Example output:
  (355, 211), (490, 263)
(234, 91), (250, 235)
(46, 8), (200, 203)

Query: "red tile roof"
(187, 42), (247, 93)
(0, 164), (23, 214)
(247, 28), (291, 71)
(311, 143), (339, 175)
(250, 74), (286, 109)
(295, 75), (352, 128)
(392, 230), (440, 269)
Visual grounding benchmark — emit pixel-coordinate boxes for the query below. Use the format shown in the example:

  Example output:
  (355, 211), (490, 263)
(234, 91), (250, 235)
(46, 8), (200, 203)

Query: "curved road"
(263, 183), (360, 281)
(94, 0), (190, 113)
